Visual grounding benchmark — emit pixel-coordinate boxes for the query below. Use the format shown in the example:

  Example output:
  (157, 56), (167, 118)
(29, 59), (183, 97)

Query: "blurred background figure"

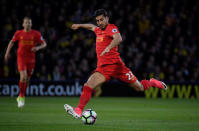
(4, 17), (47, 107)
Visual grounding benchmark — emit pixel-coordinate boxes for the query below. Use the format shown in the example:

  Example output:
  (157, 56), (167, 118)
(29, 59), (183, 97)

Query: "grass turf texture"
(0, 97), (199, 131)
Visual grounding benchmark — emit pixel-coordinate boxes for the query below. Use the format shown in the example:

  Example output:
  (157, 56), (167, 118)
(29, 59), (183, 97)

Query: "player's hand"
(71, 24), (80, 30)
(100, 47), (110, 56)
(31, 47), (39, 52)
(4, 53), (9, 63)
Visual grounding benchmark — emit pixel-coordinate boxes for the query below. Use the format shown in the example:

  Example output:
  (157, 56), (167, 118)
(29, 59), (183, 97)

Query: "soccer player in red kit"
(4, 17), (47, 107)
(64, 9), (167, 118)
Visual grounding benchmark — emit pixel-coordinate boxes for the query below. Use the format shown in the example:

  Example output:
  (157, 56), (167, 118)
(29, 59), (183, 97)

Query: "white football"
(81, 109), (97, 125)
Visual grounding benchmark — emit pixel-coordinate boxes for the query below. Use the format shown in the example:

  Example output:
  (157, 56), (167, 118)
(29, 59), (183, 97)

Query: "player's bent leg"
(77, 72), (106, 110)
(64, 72), (106, 118)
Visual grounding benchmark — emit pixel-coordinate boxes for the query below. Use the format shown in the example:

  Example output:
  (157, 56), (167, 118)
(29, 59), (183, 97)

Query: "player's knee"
(84, 83), (95, 89)
(20, 75), (28, 82)
(20, 78), (26, 82)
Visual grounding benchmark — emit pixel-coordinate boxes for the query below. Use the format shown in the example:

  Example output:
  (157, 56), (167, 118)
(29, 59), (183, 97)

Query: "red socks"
(141, 80), (152, 90)
(141, 78), (164, 90)
(149, 78), (165, 89)
(77, 86), (93, 110)
(19, 81), (27, 97)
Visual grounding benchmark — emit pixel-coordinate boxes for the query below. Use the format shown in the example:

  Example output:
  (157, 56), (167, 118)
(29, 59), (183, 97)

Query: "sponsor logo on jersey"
(96, 37), (103, 42)
(21, 40), (34, 45)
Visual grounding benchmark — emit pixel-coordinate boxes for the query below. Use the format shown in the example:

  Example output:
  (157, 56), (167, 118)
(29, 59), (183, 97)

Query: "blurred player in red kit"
(64, 9), (167, 118)
(4, 17), (47, 107)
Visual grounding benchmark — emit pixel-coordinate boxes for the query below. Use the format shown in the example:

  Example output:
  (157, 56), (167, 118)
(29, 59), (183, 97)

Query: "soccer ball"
(81, 109), (97, 125)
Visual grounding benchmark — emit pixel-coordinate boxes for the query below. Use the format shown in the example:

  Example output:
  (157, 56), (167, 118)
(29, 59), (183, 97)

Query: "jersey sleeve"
(36, 31), (45, 44)
(12, 30), (20, 42)
(107, 25), (120, 37)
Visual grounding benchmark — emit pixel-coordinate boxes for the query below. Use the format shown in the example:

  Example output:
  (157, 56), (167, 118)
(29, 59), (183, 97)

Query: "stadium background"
(0, 0), (199, 98)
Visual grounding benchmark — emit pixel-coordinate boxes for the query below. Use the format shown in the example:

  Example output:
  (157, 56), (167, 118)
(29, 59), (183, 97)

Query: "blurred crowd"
(0, 0), (199, 82)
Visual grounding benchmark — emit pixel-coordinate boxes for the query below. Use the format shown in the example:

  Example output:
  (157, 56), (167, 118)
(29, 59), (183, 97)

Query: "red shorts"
(94, 62), (137, 84)
(17, 58), (35, 77)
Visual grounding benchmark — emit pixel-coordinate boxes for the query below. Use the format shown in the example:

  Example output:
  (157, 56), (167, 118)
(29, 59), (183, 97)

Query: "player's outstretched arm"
(71, 24), (97, 31)
(4, 40), (14, 63)
(100, 33), (122, 56)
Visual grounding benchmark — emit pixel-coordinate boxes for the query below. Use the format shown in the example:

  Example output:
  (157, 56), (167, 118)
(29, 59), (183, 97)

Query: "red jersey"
(12, 29), (44, 62)
(94, 24), (123, 67)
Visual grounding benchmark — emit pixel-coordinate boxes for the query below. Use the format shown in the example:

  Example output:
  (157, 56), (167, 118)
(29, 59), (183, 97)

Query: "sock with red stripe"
(19, 81), (27, 97)
(141, 80), (152, 90)
(77, 86), (93, 111)
(149, 78), (165, 89)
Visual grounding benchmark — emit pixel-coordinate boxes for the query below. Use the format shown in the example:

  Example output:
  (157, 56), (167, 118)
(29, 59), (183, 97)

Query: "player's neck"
(101, 24), (109, 30)
(24, 29), (31, 32)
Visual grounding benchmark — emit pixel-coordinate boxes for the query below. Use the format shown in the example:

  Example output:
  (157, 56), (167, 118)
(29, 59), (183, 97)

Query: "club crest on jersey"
(112, 29), (117, 33)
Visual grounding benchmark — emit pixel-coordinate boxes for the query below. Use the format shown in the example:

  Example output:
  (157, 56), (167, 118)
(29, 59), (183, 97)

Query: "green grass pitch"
(0, 97), (199, 131)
